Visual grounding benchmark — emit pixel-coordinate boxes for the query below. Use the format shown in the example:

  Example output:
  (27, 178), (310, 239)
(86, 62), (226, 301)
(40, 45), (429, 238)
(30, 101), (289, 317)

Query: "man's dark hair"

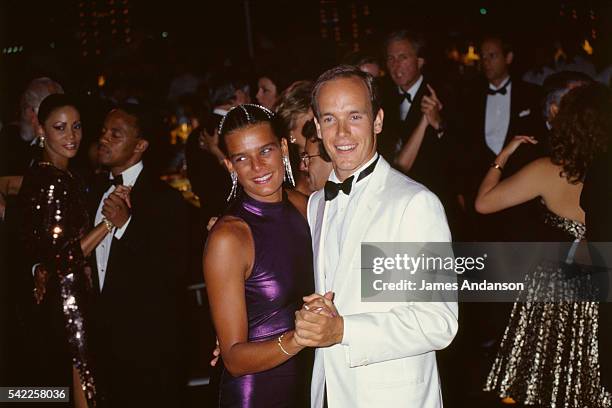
(384, 29), (427, 58)
(209, 75), (249, 107)
(115, 102), (154, 142)
(311, 65), (380, 119)
(303, 119), (331, 162)
(481, 34), (513, 56)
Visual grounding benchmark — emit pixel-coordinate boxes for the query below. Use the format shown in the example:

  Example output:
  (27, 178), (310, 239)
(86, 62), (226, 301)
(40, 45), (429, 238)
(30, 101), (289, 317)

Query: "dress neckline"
(241, 192), (287, 217)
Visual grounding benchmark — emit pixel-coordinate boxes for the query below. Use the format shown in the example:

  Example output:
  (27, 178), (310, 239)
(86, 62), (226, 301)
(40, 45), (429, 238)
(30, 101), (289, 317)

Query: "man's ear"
(505, 51), (514, 66)
(417, 57), (425, 71)
(313, 117), (323, 140)
(373, 108), (384, 135)
(135, 139), (149, 154)
(549, 103), (559, 121)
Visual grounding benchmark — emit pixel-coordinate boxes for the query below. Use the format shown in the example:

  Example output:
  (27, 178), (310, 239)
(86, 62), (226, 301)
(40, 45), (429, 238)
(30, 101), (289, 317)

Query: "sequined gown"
(484, 205), (612, 407)
(217, 193), (314, 408)
(19, 162), (99, 407)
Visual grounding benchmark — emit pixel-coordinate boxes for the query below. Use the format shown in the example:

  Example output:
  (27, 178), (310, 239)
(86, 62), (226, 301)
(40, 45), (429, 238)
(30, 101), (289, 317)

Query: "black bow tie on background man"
(102, 173), (123, 191)
(324, 156), (379, 201)
(487, 78), (512, 96)
(401, 91), (413, 104)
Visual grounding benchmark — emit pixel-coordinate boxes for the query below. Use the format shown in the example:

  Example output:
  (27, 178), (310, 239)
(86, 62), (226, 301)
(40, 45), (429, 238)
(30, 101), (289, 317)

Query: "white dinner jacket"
(307, 157), (458, 408)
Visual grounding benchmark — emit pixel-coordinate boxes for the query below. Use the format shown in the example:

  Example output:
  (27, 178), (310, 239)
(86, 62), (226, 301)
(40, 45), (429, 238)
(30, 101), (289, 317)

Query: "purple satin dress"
(218, 192), (314, 408)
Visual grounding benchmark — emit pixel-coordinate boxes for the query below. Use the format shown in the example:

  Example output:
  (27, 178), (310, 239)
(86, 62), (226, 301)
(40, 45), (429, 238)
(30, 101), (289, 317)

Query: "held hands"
(102, 186), (131, 228)
(421, 84), (443, 130)
(294, 292), (344, 348)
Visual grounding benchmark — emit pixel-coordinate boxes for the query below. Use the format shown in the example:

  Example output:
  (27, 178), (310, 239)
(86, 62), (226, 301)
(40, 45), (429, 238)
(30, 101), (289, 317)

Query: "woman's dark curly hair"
(550, 82), (612, 183)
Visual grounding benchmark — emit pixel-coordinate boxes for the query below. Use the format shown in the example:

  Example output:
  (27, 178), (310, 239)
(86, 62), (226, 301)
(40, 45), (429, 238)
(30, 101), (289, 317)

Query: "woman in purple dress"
(203, 104), (314, 407)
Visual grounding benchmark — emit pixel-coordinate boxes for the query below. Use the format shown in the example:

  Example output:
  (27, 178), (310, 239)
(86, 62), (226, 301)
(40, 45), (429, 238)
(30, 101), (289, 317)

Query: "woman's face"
(223, 122), (287, 203)
(290, 110), (313, 152)
(39, 105), (82, 162)
(255, 77), (278, 110)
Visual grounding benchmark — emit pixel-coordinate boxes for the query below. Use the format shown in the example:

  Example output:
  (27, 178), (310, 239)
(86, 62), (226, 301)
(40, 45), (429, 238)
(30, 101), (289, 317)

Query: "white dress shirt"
(323, 153), (378, 290)
(485, 77), (511, 155)
(94, 161), (143, 289)
(399, 75), (423, 121)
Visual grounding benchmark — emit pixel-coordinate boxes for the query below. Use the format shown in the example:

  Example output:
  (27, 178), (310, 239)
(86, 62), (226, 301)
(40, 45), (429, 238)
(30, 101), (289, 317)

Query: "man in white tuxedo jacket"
(294, 65), (458, 408)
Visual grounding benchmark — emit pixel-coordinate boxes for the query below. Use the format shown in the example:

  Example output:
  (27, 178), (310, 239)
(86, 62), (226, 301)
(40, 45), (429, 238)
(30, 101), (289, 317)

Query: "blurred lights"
(98, 75), (106, 87)
(162, 31), (169, 38)
(582, 39), (593, 55)
(479, 7), (487, 15)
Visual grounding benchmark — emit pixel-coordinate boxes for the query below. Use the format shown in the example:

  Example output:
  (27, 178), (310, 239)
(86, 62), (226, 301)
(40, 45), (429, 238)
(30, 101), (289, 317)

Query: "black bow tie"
(324, 156), (379, 201)
(487, 79), (511, 96)
(103, 174), (123, 191)
(111, 174), (123, 186)
(401, 91), (413, 104)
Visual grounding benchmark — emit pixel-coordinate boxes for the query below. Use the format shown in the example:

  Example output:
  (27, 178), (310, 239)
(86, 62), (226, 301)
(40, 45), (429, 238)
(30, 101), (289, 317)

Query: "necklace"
(38, 161), (74, 178)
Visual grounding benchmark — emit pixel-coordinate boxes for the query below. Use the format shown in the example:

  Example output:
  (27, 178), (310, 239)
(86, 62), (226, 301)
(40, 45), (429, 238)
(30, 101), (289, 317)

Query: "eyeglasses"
(300, 153), (321, 167)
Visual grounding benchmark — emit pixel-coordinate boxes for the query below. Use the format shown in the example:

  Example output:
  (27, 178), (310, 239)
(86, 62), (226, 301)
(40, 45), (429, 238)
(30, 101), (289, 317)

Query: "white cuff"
(114, 216), (131, 239)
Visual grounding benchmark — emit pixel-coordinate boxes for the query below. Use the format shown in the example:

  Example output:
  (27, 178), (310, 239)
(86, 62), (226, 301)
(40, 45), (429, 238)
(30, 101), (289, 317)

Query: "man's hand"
(111, 185), (132, 208)
(33, 264), (48, 304)
(102, 193), (130, 228)
(421, 84), (443, 130)
(294, 292), (344, 347)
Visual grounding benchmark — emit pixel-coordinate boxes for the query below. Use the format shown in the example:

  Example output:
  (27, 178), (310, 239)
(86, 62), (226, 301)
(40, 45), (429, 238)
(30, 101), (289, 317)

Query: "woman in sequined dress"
(203, 104), (315, 407)
(17, 94), (127, 407)
(476, 83), (612, 407)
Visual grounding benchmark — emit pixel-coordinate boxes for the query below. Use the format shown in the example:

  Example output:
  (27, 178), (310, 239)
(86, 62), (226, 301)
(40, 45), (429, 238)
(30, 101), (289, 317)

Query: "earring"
(283, 155), (295, 187)
(37, 135), (45, 148)
(289, 132), (297, 144)
(226, 171), (238, 202)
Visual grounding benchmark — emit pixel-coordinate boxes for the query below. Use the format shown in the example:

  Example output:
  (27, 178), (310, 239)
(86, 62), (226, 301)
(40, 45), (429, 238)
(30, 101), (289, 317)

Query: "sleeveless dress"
(484, 205), (612, 407)
(218, 193), (314, 408)
(19, 162), (99, 406)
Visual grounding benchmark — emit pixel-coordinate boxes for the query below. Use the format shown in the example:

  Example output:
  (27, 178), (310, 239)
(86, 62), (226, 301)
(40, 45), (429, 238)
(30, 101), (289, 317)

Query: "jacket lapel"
(329, 159), (387, 292)
(312, 194), (328, 293)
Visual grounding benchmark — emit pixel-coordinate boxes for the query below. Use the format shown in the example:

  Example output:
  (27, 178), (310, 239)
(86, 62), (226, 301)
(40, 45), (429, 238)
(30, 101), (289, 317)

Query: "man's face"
(98, 109), (145, 169)
(386, 39), (424, 91)
(481, 39), (512, 84)
(314, 76), (383, 181)
(301, 138), (333, 192)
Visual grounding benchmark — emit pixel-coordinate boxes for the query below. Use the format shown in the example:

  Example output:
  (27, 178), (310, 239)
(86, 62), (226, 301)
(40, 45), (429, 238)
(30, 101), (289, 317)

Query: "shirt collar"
(329, 152), (379, 184)
(111, 161), (143, 186)
(488, 76), (511, 91)
(398, 75), (424, 101)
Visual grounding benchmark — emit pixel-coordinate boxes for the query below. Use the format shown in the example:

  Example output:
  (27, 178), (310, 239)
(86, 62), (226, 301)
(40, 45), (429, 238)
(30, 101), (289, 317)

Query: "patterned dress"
(19, 162), (99, 407)
(484, 206), (612, 408)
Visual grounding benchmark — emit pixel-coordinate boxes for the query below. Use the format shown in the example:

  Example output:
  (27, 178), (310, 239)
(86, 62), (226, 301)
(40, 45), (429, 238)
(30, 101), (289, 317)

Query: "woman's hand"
(500, 135), (538, 158)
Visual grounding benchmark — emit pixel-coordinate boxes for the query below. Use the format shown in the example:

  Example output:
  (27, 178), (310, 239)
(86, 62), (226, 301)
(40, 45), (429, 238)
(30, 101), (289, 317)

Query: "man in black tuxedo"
(91, 104), (188, 407)
(459, 35), (546, 241)
(379, 30), (457, 218)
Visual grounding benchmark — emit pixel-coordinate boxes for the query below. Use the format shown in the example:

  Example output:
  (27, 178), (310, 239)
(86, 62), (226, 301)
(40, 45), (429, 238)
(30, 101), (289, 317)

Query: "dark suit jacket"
(458, 78), (548, 241)
(89, 167), (189, 407)
(379, 77), (458, 211)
